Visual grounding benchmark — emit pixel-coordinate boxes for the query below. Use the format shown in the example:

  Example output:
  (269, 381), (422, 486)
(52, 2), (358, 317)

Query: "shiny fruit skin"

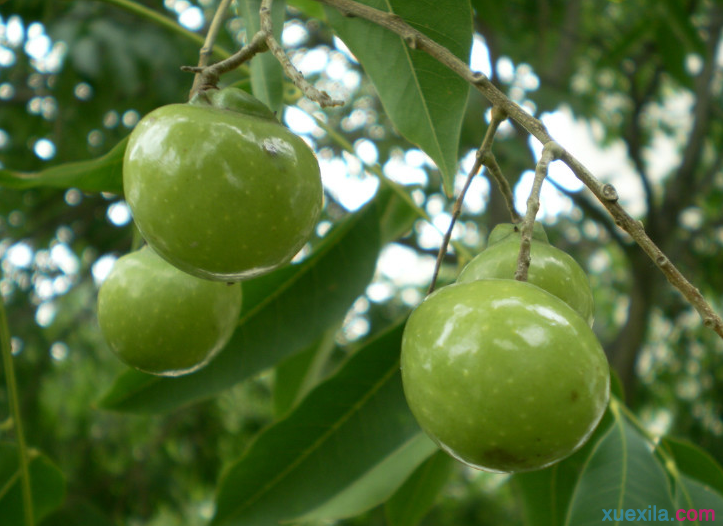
(458, 225), (594, 326)
(401, 279), (609, 473)
(97, 247), (242, 376)
(123, 87), (323, 281)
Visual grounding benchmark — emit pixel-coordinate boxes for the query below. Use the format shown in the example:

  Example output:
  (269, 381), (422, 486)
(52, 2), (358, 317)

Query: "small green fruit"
(97, 247), (242, 376)
(123, 87), (323, 281)
(458, 223), (594, 325)
(486, 222), (549, 246)
(401, 279), (609, 473)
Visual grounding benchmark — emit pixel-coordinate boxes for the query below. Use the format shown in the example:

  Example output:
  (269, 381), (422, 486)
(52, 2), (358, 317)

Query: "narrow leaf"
(238, 0), (286, 113)
(0, 443), (66, 525)
(272, 324), (339, 417)
(294, 432), (437, 522)
(98, 200), (381, 413)
(565, 400), (680, 525)
(385, 451), (456, 526)
(326, 0), (473, 195)
(0, 137), (126, 194)
(211, 321), (423, 526)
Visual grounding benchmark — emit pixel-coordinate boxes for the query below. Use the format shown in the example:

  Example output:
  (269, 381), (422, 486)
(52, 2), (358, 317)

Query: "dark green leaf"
(660, 437), (723, 497)
(238, 0), (286, 113)
(211, 321), (428, 526)
(325, 0), (473, 195)
(0, 137), (126, 194)
(385, 451), (456, 526)
(287, 0), (326, 19)
(294, 432), (437, 522)
(272, 325), (339, 417)
(0, 443), (66, 525)
(565, 400), (679, 525)
(98, 199), (381, 413)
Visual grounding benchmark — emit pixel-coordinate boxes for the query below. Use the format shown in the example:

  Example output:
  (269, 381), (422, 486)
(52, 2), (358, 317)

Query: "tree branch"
(315, 0), (723, 340)
(428, 107), (508, 294)
(515, 142), (562, 282)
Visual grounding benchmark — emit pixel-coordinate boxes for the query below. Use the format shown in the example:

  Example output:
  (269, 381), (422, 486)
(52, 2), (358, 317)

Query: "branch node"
(704, 317), (716, 329)
(471, 71), (487, 84)
(404, 33), (419, 49)
(602, 183), (619, 202)
(656, 255), (669, 267)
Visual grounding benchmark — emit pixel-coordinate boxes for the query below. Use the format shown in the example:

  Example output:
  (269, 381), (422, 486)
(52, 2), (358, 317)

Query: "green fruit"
(458, 223), (594, 326)
(486, 222), (549, 246)
(123, 87), (323, 281)
(97, 247), (242, 376)
(401, 279), (609, 473)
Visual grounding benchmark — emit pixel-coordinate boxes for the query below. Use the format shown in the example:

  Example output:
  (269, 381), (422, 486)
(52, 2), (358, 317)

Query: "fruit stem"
(514, 142), (561, 282)
(189, 0), (234, 97)
(0, 288), (35, 526)
(427, 106), (508, 295)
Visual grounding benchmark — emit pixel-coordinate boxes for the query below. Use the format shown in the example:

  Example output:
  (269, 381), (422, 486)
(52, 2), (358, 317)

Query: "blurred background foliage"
(0, 0), (722, 524)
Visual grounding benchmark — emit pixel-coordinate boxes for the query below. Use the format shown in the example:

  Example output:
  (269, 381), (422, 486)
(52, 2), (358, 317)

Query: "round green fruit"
(97, 247), (242, 376)
(458, 223), (594, 326)
(123, 87), (323, 281)
(401, 279), (609, 473)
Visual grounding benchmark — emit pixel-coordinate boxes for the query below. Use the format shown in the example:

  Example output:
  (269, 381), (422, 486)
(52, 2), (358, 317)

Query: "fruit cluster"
(401, 223), (610, 473)
(97, 87), (323, 376)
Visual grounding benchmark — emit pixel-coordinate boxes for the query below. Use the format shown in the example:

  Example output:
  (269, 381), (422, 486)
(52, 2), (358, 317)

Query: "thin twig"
(482, 152), (520, 223)
(427, 107), (508, 294)
(259, 0), (343, 107)
(315, 0), (723, 338)
(182, 31), (269, 88)
(514, 142), (562, 282)
(190, 0), (234, 97)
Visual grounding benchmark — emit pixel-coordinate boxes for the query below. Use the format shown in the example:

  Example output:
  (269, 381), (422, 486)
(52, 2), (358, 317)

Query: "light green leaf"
(238, 0), (286, 113)
(98, 199), (381, 413)
(0, 137), (126, 194)
(211, 321), (423, 526)
(672, 475), (723, 524)
(326, 0), (473, 195)
(385, 451), (456, 526)
(0, 443), (66, 525)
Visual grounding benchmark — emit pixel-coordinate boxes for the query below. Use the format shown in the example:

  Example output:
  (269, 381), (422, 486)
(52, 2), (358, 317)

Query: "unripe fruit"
(97, 247), (242, 376)
(458, 223), (594, 325)
(401, 279), (609, 473)
(123, 87), (323, 281)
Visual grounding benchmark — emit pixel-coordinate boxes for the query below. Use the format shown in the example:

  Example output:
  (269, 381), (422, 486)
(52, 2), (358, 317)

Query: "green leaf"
(0, 137), (126, 194)
(98, 199), (381, 413)
(294, 432), (437, 522)
(661, 437), (723, 497)
(0, 443), (66, 525)
(238, 0), (286, 113)
(287, 0), (326, 19)
(564, 399), (680, 525)
(325, 0), (473, 196)
(211, 321), (426, 526)
(272, 325), (339, 417)
(385, 451), (456, 526)
(672, 475), (723, 524)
